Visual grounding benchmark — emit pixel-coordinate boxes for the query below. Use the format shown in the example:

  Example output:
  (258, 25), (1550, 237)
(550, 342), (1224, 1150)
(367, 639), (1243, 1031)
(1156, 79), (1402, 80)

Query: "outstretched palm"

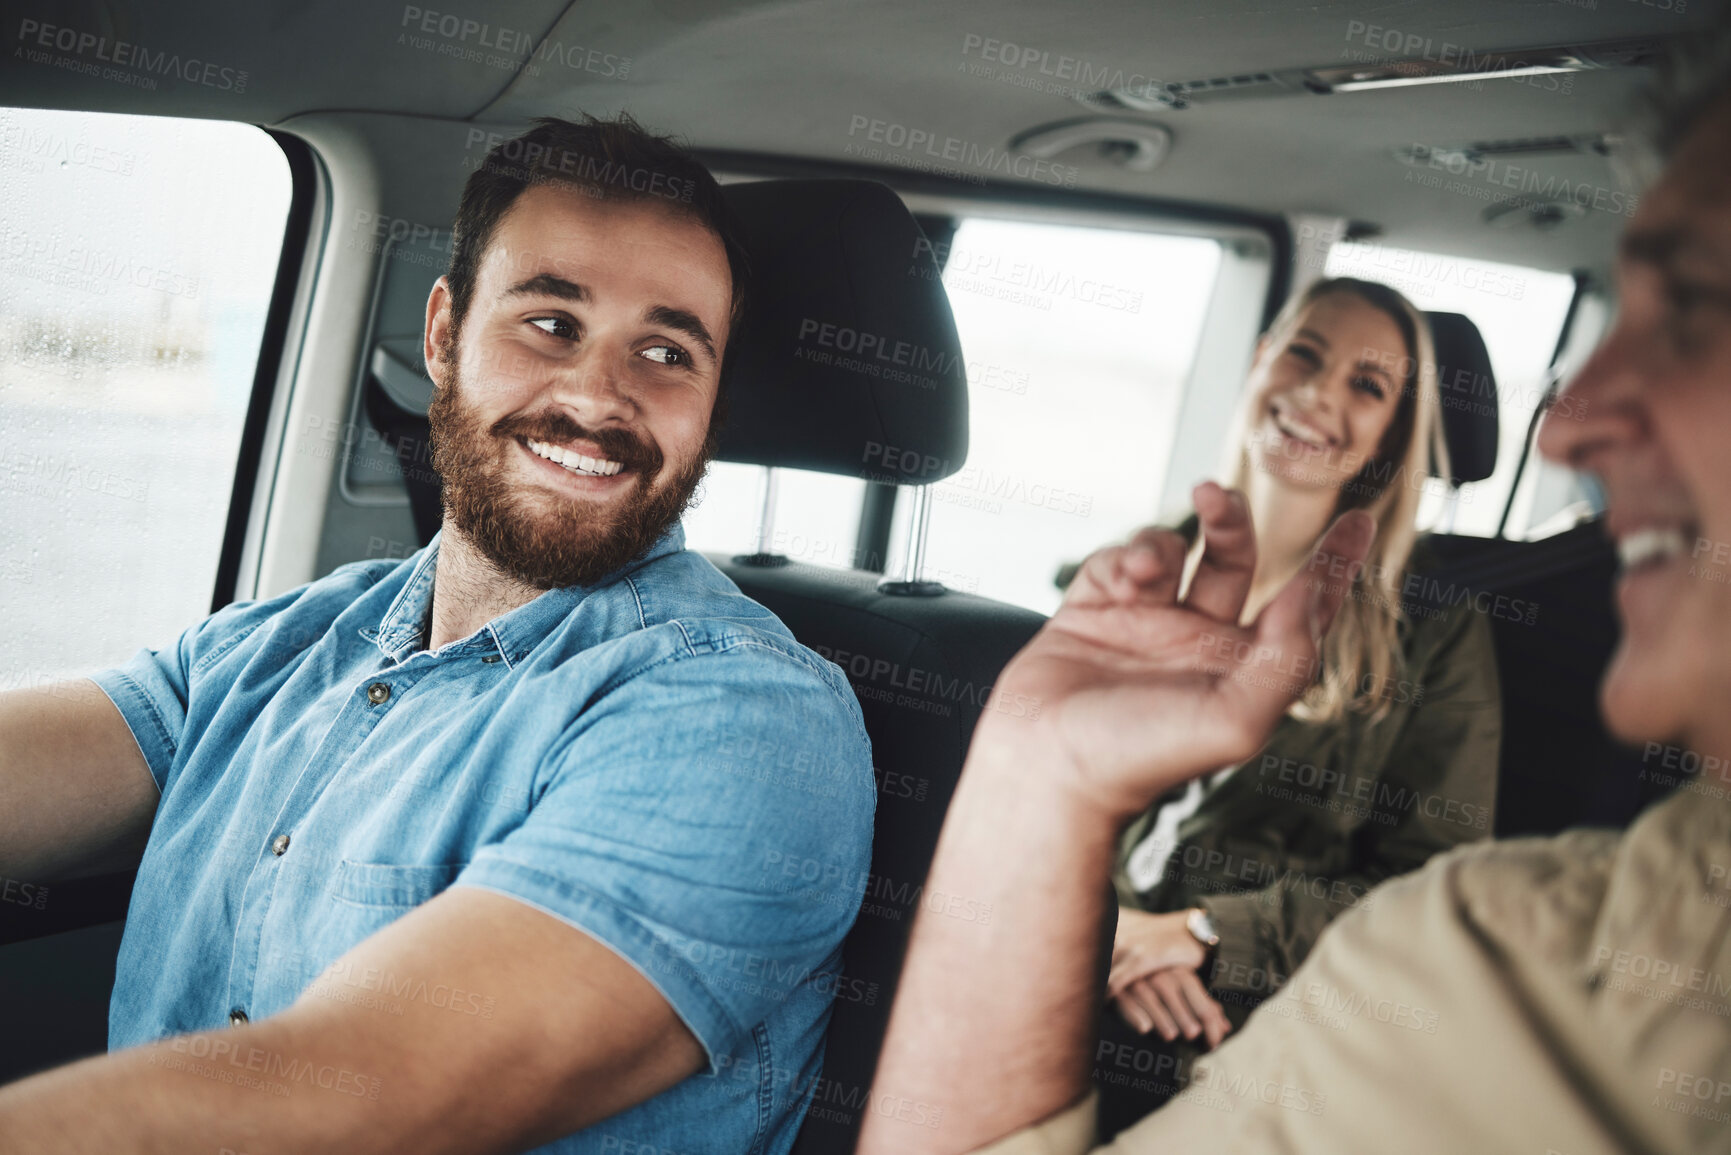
(986, 483), (1375, 823)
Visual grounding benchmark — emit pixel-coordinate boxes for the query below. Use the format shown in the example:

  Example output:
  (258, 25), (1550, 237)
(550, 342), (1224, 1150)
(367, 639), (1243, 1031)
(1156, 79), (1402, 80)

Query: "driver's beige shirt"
(974, 784), (1731, 1155)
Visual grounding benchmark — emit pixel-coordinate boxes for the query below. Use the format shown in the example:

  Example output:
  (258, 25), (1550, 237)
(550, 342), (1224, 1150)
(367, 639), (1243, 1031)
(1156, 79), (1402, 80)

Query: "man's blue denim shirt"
(90, 524), (876, 1154)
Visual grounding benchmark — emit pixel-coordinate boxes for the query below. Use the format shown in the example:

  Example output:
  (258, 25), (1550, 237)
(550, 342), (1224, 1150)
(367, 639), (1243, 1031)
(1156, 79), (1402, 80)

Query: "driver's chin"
(1598, 628), (1706, 750)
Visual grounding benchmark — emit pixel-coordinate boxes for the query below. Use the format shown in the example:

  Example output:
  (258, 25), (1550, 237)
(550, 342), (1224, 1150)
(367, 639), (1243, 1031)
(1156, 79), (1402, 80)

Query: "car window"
(684, 463), (866, 568)
(896, 217), (1222, 614)
(1322, 240), (1578, 538)
(0, 108), (292, 682)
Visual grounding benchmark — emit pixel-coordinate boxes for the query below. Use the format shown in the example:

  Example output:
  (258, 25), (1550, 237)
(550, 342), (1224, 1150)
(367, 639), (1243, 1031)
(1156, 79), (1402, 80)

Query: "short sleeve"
(453, 636), (876, 1070)
(87, 559), (390, 792)
(89, 599), (276, 791)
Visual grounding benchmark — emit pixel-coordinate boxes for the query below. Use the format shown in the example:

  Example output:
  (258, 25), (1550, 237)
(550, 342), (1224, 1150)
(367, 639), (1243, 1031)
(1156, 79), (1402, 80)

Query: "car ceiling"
(2, 0), (1723, 282)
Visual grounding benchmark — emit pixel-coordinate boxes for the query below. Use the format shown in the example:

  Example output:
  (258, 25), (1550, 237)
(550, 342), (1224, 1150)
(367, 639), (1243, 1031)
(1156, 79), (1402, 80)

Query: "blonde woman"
(1079, 277), (1502, 1135)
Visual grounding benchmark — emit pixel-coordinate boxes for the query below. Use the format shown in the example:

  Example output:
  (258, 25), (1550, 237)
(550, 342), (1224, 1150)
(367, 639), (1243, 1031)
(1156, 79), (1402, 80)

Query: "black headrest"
(1425, 311), (1499, 487)
(715, 180), (969, 484)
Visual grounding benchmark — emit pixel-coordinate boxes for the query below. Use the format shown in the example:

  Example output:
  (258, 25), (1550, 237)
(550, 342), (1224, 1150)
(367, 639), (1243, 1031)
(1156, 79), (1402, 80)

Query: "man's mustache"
(490, 411), (664, 477)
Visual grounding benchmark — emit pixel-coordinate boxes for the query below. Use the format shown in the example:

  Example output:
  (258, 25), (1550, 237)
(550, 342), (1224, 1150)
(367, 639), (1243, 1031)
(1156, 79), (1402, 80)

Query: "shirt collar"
(362, 522), (687, 668)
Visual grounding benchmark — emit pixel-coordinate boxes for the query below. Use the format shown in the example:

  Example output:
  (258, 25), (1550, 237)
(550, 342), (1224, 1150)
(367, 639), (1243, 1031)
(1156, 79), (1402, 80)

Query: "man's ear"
(424, 276), (455, 386)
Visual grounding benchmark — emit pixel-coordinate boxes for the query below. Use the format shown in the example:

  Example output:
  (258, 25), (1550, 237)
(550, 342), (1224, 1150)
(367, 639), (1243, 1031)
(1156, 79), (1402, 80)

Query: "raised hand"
(977, 481), (1375, 824)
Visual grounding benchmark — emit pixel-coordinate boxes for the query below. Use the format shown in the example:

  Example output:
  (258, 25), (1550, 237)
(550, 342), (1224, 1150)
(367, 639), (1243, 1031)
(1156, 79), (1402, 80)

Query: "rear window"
(895, 217), (1222, 613)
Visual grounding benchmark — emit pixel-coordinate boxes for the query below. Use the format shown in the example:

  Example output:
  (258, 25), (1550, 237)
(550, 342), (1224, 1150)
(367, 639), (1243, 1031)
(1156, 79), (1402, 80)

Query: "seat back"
(1421, 521), (1672, 835)
(1426, 311), (1500, 487)
(706, 558), (1044, 1149)
(710, 179), (1047, 1152)
(1414, 312), (1665, 833)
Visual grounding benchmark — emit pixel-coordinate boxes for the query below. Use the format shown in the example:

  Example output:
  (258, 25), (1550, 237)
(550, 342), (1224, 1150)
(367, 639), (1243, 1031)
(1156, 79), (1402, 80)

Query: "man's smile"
(524, 436), (626, 477)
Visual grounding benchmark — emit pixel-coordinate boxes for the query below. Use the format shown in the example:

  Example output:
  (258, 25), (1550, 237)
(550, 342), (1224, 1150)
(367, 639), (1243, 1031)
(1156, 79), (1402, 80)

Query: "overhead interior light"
(1308, 40), (1663, 94)
(1317, 60), (1578, 93)
(1077, 37), (1665, 111)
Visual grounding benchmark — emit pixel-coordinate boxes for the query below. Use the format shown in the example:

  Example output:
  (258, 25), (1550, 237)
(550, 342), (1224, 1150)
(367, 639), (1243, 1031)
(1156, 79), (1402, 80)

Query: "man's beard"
(426, 356), (715, 590)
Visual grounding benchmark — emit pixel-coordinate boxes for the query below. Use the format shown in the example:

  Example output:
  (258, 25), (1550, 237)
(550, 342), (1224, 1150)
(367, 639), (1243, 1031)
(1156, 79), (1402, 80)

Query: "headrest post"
(877, 485), (946, 597)
(753, 467), (780, 556)
(731, 466), (791, 569)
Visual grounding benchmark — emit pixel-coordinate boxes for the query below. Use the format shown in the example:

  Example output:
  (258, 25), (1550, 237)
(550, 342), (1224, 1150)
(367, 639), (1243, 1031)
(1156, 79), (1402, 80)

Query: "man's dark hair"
(444, 114), (750, 365)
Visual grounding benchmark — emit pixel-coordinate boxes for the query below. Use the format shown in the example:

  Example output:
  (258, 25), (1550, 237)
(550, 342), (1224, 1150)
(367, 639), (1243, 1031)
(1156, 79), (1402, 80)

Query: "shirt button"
(229, 1008), (249, 1026)
(270, 834), (291, 857)
(367, 682), (391, 704)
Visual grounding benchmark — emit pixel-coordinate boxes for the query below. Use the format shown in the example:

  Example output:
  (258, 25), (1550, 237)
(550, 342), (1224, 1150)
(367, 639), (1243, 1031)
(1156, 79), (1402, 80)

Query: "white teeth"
(1618, 527), (1689, 570)
(526, 438), (623, 477)
(1274, 413), (1329, 449)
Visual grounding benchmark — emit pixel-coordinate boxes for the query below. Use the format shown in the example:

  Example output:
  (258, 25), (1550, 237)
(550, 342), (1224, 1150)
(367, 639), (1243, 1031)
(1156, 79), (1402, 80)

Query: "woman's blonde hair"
(1218, 276), (1448, 723)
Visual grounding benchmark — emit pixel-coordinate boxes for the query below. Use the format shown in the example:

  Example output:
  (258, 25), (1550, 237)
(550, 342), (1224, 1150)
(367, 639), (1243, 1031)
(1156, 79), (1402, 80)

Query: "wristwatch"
(1186, 907), (1221, 949)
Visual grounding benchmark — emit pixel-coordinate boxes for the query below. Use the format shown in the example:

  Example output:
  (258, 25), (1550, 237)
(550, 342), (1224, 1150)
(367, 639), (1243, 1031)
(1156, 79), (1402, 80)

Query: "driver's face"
(422, 184), (733, 589)
(1539, 95), (1731, 749)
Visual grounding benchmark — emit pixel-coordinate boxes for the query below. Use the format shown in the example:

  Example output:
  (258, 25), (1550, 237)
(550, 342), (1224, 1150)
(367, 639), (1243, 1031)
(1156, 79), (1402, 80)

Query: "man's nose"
(550, 351), (635, 423)
(1536, 318), (1644, 472)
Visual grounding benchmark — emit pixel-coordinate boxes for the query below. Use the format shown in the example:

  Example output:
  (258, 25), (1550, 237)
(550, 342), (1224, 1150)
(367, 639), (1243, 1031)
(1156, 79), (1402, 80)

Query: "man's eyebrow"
(1620, 227), (1683, 268)
(645, 305), (718, 365)
(503, 273), (591, 303)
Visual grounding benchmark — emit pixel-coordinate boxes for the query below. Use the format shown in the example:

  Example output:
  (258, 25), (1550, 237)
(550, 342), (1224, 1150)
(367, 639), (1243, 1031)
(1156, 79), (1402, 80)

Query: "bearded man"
(0, 116), (874, 1155)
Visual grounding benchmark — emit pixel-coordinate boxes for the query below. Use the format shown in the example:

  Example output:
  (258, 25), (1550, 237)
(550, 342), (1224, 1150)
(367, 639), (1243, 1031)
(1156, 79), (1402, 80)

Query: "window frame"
(210, 127), (323, 613)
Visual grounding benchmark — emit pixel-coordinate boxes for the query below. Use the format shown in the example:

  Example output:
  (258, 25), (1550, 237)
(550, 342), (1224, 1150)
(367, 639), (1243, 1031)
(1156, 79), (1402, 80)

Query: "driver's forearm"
(0, 1017), (378, 1155)
(862, 726), (1123, 1155)
(0, 682), (156, 884)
